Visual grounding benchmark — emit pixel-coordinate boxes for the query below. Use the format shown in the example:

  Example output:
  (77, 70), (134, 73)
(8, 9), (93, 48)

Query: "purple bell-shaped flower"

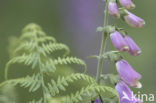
(110, 31), (129, 51)
(125, 35), (141, 56)
(116, 59), (142, 88)
(94, 98), (101, 103)
(123, 11), (145, 28)
(108, 1), (120, 18)
(116, 81), (143, 103)
(119, 0), (135, 9)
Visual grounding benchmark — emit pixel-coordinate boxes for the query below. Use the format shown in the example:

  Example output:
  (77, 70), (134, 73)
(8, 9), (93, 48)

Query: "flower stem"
(96, 0), (109, 84)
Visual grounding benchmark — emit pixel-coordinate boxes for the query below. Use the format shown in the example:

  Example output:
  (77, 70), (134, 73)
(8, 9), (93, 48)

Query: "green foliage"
(66, 84), (118, 103)
(29, 98), (43, 103)
(1, 74), (41, 92)
(0, 85), (18, 103)
(47, 73), (96, 96)
(54, 57), (86, 72)
(100, 74), (120, 86)
(0, 23), (118, 103)
(5, 23), (86, 79)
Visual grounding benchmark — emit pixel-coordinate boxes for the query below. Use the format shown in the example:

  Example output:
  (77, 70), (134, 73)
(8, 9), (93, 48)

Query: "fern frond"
(54, 57), (87, 73)
(14, 41), (37, 53)
(40, 43), (70, 56)
(19, 32), (36, 41)
(66, 84), (118, 103)
(21, 24), (56, 43)
(1, 74), (41, 92)
(47, 73), (96, 96)
(28, 98), (43, 103)
(5, 53), (39, 79)
(37, 36), (56, 43)
(39, 58), (56, 73)
(7, 53), (38, 66)
(22, 23), (42, 33)
(4, 23), (89, 102)
(14, 41), (69, 57)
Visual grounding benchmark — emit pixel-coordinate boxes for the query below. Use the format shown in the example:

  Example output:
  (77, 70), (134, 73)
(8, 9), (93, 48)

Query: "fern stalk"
(96, 0), (109, 84)
(34, 29), (47, 103)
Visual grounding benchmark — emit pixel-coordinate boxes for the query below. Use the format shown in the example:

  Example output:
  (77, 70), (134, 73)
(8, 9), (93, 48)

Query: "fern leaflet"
(47, 73), (97, 96)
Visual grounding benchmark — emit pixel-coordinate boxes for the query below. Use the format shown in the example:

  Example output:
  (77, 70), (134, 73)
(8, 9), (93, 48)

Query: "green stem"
(41, 73), (47, 103)
(35, 32), (47, 103)
(96, 0), (109, 84)
(95, 1), (109, 102)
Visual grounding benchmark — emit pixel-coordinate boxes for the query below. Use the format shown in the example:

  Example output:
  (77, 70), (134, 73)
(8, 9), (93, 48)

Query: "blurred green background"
(0, 0), (156, 102)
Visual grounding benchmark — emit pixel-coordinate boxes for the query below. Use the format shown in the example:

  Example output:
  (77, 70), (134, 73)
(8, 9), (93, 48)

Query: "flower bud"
(119, 0), (135, 9)
(116, 59), (142, 88)
(108, 1), (120, 18)
(115, 81), (143, 103)
(110, 31), (129, 51)
(125, 35), (141, 56)
(123, 11), (145, 28)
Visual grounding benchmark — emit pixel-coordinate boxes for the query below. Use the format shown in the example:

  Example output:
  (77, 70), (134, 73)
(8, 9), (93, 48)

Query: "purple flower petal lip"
(115, 81), (143, 103)
(116, 59), (142, 88)
(94, 98), (101, 103)
(108, 2), (120, 18)
(125, 35), (141, 56)
(119, 0), (135, 9)
(124, 12), (145, 28)
(110, 31), (129, 51)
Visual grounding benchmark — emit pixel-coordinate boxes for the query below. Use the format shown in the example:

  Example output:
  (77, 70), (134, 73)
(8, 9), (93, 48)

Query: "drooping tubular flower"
(115, 81), (143, 103)
(116, 59), (142, 88)
(125, 35), (141, 56)
(123, 11), (145, 28)
(94, 98), (101, 103)
(119, 0), (135, 9)
(110, 31), (129, 51)
(108, 0), (120, 18)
